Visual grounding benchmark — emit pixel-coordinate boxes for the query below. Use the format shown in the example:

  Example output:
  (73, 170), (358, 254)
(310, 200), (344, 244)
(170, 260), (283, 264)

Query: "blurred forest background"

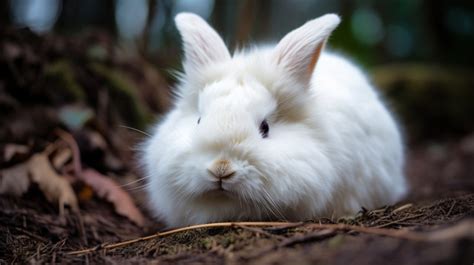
(4, 0), (474, 66)
(1, 0), (473, 140)
(1, 1), (474, 263)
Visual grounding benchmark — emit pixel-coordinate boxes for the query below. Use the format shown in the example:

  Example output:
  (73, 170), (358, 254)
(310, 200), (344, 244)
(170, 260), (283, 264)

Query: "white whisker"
(124, 183), (151, 191)
(119, 125), (151, 137)
(120, 176), (148, 187)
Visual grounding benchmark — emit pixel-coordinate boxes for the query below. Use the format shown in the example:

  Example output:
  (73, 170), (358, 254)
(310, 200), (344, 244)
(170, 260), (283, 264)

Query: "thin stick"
(446, 200), (456, 217)
(264, 222), (305, 232)
(67, 222), (298, 255)
(392, 203), (413, 214)
(243, 228), (337, 260)
(68, 220), (474, 256)
(306, 223), (426, 240)
(278, 229), (336, 247)
(309, 220), (474, 241)
(374, 213), (425, 228)
(15, 228), (48, 243)
(234, 224), (286, 240)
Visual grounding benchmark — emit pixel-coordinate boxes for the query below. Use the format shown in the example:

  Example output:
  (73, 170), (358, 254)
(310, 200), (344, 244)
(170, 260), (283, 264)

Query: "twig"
(392, 203), (413, 214)
(67, 222), (299, 255)
(279, 229), (336, 247)
(240, 228), (336, 260)
(424, 219), (474, 240)
(234, 224), (286, 240)
(375, 213), (425, 228)
(264, 222), (305, 232)
(446, 200), (456, 217)
(15, 227), (48, 243)
(68, 219), (474, 256)
(310, 220), (474, 241)
(75, 211), (87, 245)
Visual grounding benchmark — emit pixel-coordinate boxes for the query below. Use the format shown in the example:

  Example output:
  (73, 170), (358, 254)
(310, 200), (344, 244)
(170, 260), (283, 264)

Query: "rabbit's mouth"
(210, 181), (231, 193)
(216, 178), (228, 191)
(200, 180), (238, 199)
(199, 188), (234, 201)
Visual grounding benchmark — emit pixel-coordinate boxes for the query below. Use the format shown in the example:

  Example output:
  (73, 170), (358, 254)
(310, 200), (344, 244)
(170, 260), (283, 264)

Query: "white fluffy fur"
(142, 13), (407, 227)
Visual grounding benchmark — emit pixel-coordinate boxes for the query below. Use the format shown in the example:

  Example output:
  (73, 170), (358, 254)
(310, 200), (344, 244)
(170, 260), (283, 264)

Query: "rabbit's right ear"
(175, 13), (231, 74)
(273, 14), (340, 87)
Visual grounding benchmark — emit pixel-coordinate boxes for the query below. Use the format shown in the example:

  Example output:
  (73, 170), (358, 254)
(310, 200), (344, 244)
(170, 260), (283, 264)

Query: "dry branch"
(67, 219), (474, 256)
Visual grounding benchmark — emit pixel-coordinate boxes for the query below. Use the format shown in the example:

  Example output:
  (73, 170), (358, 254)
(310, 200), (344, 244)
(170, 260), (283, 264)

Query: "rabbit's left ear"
(175, 13), (231, 74)
(273, 14), (340, 86)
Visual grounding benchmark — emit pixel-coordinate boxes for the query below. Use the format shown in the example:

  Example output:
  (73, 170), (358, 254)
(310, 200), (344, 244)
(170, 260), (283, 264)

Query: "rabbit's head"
(144, 13), (340, 225)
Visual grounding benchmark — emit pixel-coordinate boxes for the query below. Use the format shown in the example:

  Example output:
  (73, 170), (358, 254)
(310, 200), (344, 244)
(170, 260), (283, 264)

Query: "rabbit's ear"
(175, 13), (231, 73)
(273, 14), (340, 86)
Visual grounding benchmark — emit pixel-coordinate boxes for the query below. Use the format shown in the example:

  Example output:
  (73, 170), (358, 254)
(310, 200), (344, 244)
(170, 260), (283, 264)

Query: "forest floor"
(1, 29), (473, 264)
(1, 133), (473, 264)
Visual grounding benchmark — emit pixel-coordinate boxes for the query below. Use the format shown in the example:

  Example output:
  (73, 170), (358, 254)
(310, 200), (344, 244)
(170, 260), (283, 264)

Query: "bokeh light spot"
(351, 7), (384, 46)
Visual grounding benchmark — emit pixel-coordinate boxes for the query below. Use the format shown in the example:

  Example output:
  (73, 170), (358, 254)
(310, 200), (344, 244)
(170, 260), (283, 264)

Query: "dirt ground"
(1, 29), (473, 264)
(1, 133), (473, 264)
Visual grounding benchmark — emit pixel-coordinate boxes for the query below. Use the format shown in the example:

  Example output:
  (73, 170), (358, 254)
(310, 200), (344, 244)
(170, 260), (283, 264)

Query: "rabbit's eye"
(259, 119), (269, 138)
(197, 117), (201, 124)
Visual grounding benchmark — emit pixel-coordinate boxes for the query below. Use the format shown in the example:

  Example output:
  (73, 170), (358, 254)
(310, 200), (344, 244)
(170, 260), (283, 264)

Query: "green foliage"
(44, 60), (85, 102)
(90, 63), (152, 130)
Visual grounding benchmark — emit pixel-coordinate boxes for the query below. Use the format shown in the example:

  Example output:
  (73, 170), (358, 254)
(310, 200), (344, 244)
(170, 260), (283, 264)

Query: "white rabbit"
(142, 13), (407, 227)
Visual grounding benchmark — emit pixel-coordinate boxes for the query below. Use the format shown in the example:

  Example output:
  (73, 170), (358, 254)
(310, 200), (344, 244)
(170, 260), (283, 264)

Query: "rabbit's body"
(143, 13), (407, 227)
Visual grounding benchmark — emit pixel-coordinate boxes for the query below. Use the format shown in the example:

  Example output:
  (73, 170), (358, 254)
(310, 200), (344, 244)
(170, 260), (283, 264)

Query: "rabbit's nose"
(207, 159), (236, 180)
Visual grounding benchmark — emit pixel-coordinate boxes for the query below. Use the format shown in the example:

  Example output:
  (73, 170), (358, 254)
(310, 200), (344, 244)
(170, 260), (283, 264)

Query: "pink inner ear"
(274, 40), (326, 85)
(272, 14), (340, 85)
(307, 41), (326, 77)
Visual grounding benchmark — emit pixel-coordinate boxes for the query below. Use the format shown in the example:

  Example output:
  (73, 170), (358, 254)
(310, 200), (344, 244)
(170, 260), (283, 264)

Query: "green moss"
(219, 235), (235, 248)
(200, 238), (214, 250)
(90, 63), (151, 129)
(44, 60), (85, 102)
(371, 64), (474, 138)
(327, 234), (345, 248)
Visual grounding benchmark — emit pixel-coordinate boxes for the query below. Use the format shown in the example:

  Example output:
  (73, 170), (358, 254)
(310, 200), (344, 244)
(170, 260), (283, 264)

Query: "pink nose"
(207, 159), (236, 180)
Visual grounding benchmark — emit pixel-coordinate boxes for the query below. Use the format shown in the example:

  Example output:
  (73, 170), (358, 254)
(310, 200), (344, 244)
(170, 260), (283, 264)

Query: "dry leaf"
(52, 147), (72, 170)
(56, 129), (145, 226)
(85, 130), (107, 150)
(0, 162), (30, 196)
(0, 151), (79, 217)
(81, 168), (145, 226)
(78, 185), (94, 201)
(29, 153), (79, 215)
(3, 144), (30, 162)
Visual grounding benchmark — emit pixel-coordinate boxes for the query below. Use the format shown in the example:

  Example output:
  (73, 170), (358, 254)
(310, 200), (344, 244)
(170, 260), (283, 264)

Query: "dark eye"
(197, 117), (201, 124)
(259, 119), (269, 138)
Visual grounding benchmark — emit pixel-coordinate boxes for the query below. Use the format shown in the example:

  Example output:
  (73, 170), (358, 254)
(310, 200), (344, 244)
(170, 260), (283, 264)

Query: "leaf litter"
(0, 132), (145, 226)
(1, 151), (78, 215)
(28, 153), (79, 215)
(80, 168), (145, 227)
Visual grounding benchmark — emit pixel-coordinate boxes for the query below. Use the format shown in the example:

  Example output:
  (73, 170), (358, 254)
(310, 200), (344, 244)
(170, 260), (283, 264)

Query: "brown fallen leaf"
(52, 146), (72, 170)
(0, 149), (79, 217)
(3, 143), (30, 162)
(29, 153), (79, 216)
(81, 168), (145, 226)
(78, 185), (94, 201)
(0, 161), (30, 196)
(57, 129), (145, 226)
